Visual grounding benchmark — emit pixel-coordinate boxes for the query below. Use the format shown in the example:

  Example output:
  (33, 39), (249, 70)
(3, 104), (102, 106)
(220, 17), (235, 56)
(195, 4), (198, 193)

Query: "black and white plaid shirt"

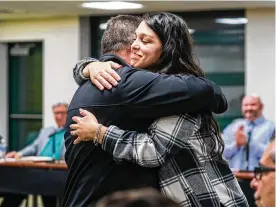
(102, 114), (249, 207)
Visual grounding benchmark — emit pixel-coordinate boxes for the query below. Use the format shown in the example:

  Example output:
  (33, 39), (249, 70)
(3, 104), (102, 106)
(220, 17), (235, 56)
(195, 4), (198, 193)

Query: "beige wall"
(0, 17), (80, 127)
(246, 8), (275, 122)
(0, 44), (8, 142)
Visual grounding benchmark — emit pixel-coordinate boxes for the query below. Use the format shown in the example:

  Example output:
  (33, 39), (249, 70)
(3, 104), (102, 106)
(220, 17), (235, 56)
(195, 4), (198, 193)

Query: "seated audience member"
(1, 102), (68, 207)
(250, 138), (275, 207)
(5, 102), (68, 160)
(95, 188), (180, 207)
(222, 95), (275, 171)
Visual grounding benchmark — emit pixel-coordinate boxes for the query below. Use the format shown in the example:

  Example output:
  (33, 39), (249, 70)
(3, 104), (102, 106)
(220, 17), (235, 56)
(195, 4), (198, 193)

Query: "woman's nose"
(131, 40), (140, 50)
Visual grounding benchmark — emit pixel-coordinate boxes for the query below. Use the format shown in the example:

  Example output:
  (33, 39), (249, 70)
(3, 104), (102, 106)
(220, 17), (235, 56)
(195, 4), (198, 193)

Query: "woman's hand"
(70, 109), (99, 144)
(83, 61), (122, 90)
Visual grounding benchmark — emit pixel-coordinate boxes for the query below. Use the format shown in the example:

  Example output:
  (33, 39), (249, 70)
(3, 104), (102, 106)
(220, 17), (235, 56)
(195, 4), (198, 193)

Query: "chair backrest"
(25, 131), (39, 146)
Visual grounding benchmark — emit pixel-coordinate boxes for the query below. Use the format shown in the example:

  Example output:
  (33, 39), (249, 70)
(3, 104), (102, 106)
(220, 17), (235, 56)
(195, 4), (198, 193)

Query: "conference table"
(0, 160), (68, 207)
(0, 160), (255, 207)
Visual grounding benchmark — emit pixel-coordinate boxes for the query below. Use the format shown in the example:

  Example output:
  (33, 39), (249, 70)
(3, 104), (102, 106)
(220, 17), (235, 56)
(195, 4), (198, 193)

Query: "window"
(8, 42), (43, 151)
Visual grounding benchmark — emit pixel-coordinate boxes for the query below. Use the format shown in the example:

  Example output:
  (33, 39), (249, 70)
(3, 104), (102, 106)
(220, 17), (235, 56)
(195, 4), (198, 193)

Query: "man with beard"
(223, 95), (275, 171)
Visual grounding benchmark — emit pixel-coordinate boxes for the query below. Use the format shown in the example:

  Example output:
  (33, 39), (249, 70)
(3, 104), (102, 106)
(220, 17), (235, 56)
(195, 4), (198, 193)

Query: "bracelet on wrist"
(94, 124), (103, 146)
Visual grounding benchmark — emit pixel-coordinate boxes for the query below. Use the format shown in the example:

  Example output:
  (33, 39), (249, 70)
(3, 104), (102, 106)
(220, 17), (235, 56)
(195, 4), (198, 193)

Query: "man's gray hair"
(101, 15), (142, 54)
(52, 102), (68, 110)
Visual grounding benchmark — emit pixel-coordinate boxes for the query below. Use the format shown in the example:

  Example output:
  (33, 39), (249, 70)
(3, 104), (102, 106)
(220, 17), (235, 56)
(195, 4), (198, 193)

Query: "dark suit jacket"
(62, 54), (227, 207)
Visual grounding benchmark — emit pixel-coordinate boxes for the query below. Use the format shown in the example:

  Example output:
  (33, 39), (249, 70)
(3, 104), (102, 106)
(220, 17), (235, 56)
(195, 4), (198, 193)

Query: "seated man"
(5, 102), (68, 160)
(250, 138), (275, 207)
(1, 102), (68, 207)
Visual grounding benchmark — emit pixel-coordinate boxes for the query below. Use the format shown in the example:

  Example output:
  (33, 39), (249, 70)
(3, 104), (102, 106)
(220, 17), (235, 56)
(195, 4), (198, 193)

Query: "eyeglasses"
(254, 165), (275, 180)
(54, 111), (67, 115)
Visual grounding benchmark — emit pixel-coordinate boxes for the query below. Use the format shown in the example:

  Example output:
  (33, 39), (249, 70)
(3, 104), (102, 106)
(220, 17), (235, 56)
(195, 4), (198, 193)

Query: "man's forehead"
(242, 96), (260, 104)
(53, 105), (67, 111)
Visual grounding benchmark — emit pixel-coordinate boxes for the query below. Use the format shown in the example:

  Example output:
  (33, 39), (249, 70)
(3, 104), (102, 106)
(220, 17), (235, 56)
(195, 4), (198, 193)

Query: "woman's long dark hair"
(143, 12), (224, 156)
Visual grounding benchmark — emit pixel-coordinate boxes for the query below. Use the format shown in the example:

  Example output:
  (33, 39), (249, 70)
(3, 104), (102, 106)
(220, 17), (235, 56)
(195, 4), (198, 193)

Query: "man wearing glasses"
(251, 138), (275, 207)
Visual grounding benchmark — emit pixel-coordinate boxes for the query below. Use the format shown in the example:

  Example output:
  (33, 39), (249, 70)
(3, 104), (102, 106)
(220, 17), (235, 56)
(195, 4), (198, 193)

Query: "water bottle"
(0, 135), (7, 159)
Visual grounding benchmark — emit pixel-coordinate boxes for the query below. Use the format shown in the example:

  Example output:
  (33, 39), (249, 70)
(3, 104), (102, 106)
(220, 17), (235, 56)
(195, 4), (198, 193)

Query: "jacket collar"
(100, 53), (131, 67)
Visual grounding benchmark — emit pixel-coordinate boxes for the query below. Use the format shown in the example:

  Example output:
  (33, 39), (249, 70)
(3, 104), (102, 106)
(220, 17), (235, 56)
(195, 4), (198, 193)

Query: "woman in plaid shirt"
(70, 12), (248, 207)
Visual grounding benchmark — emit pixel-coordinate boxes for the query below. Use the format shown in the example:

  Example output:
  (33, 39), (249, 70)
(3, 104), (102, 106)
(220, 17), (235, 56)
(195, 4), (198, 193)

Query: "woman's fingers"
(92, 79), (104, 91)
(72, 116), (82, 123)
(109, 61), (122, 70)
(70, 124), (78, 130)
(73, 137), (82, 144)
(79, 108), (91, 116)
(107, 68), (121, 82)
(89, 61), (121, 90)
(101, 71), (118, 87)
(70, 129), (77, 136)
(96, 75), (112, 89)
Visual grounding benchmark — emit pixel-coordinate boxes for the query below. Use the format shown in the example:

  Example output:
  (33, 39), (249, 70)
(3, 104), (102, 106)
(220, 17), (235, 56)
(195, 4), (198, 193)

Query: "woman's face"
(130, 21), (162, 69)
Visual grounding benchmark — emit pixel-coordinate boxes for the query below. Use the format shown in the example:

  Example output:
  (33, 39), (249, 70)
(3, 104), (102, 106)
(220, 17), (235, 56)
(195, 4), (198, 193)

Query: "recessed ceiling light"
(215, 18), (248, 25)
(82, 1), (143, 10)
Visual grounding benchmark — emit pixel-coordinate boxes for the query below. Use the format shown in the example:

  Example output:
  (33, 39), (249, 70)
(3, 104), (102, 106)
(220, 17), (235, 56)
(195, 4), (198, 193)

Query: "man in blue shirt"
(223, 95), (275, 171)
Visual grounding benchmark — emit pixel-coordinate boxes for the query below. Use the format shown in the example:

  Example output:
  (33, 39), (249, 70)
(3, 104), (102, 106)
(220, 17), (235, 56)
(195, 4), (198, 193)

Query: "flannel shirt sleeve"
(102, 115), (197, 167)
(102, 125), (163, 167)
(73, 57), (98, 86)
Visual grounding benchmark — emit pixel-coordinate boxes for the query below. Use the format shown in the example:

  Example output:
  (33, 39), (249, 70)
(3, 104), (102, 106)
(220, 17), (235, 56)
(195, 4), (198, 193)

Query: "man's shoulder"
(34, 126), (56, 141)
(262, 119), (275, 128)
(40, 126), (56, 134)
(68, 77), (122, 111)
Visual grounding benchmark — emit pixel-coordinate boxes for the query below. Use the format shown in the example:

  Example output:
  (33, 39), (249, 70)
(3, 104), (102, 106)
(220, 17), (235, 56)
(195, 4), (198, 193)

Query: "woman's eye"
(142, 39), (149, 43)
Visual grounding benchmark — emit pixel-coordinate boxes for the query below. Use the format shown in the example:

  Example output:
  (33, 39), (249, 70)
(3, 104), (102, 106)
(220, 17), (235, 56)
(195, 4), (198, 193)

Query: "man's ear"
(259, 102), (264, 112)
